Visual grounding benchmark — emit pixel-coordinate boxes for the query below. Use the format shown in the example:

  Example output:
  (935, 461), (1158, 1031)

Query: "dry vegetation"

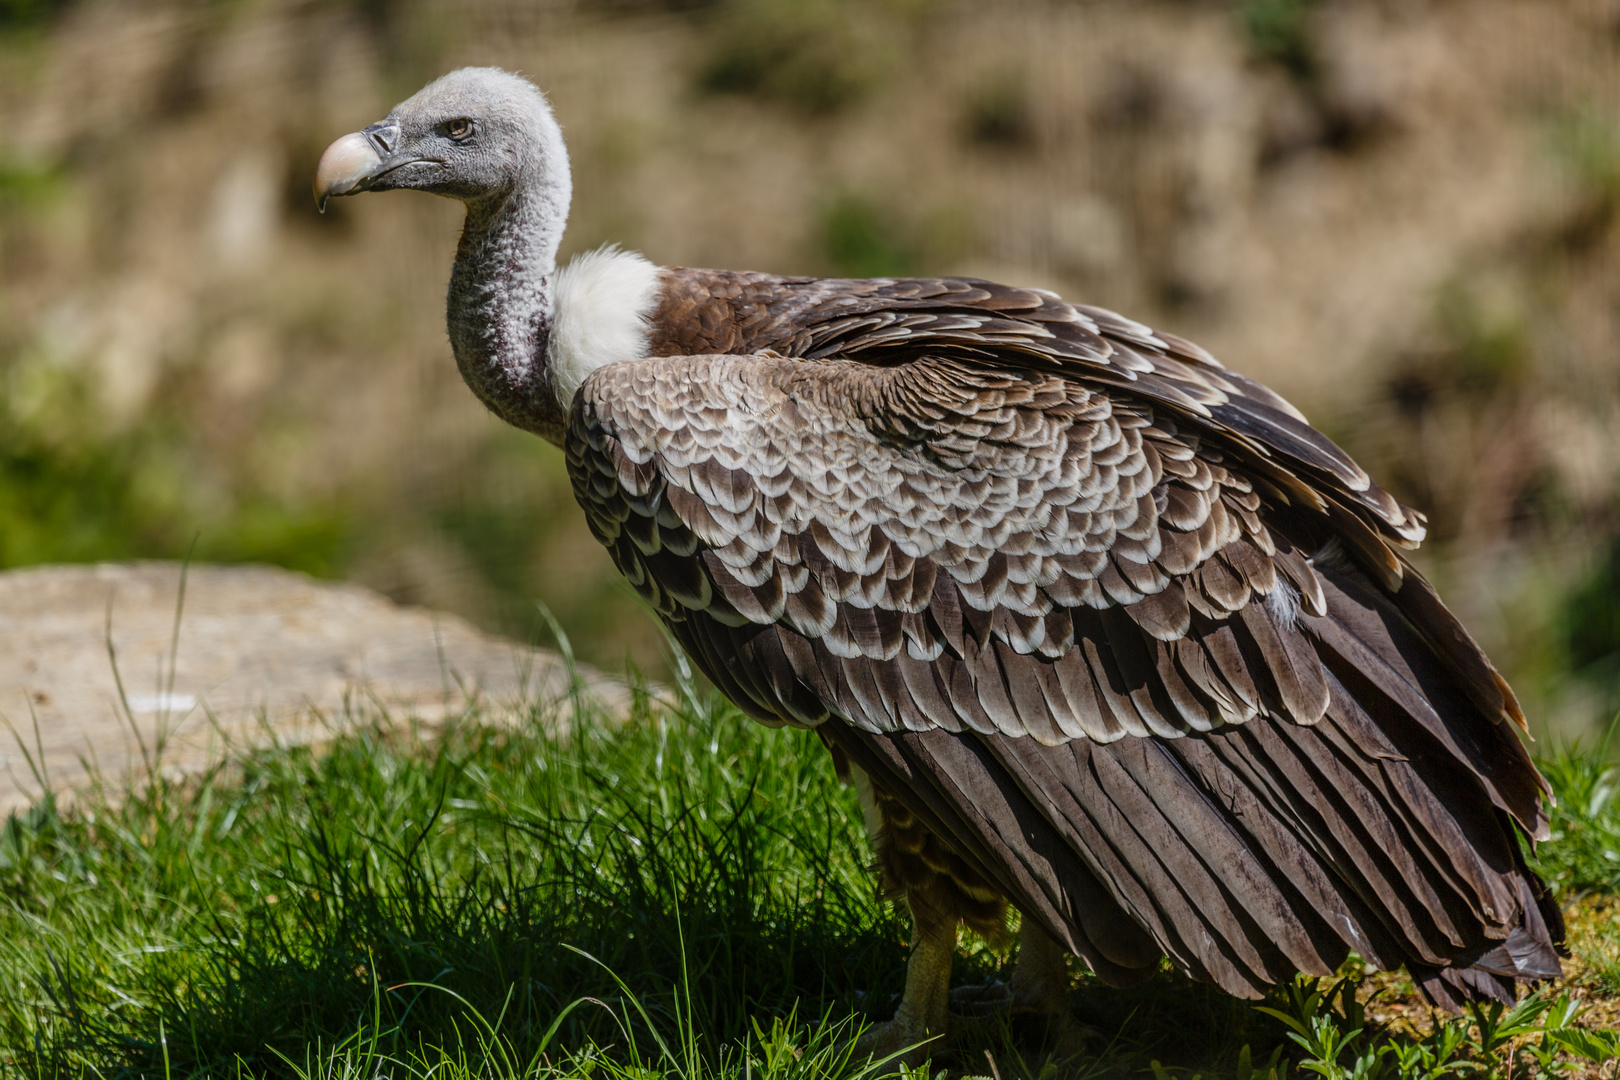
(0, 0), (1617, 741)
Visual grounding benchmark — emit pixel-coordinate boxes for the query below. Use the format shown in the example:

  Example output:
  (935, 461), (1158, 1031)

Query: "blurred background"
(0, 0), (1616, 743)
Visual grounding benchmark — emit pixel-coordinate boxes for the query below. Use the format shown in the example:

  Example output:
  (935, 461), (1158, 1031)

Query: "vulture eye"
(446, 119), (474, 141)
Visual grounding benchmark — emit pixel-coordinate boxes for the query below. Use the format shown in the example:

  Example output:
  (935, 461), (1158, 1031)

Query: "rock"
(0, 562), (635, 814)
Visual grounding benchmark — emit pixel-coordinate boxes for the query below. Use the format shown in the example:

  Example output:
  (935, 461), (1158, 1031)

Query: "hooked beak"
(313, 122), (407, 211)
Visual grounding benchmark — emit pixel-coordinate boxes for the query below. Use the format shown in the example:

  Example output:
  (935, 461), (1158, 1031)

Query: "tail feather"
(830, 718), (1163, 986)
(813, 554), (1563, 1007)
(1308, 568), (1547, 839)
(681, 543), (1563, 1008)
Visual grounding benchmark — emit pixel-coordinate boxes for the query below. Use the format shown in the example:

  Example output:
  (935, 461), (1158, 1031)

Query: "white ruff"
(548, 246), (661, 406)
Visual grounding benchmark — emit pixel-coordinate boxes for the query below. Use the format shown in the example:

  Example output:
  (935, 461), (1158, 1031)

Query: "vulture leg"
(943, 919), (1074, 1021)
(852, 766), (1011, 1063)
(1008, 918), (1071, 1024)
(853, 906), (955, 1065)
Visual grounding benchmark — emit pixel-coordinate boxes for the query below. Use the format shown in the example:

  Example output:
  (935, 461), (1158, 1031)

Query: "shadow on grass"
(8, 662), (1616, 1079)
(2, 677), (926, 1077)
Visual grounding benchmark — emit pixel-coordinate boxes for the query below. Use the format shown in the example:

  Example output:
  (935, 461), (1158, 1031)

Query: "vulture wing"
(567, 285), (1562, 1007)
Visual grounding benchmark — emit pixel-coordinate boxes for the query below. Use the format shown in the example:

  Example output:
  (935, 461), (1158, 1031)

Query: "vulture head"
(313, 67), (596, 441)
(314, 67), (570, 212)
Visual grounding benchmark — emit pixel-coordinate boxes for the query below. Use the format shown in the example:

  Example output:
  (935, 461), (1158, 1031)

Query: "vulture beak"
(313, 122), (400, 212)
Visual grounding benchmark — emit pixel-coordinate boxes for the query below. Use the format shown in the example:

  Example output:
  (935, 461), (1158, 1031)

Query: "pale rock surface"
(0, 562), (633, 814)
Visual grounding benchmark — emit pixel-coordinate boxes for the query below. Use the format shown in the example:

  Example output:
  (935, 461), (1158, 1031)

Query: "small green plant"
(1547, 107), (1620, 203)
(1574, 903), (1620, 995)
(0, 0), (65, 31)
(1528, 723), (1620, 898)
(1563, 545), (1620, 698)
(262, 960), (895, 1080)
(0, 361), (350, 576)
(1259, 975), (1620, 1080)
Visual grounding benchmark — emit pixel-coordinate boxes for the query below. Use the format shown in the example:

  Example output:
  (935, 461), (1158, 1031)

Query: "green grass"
(1527, 726), (1620, 898)
(0, 671), (914, 1077)
(1, 656), (1618, 1078)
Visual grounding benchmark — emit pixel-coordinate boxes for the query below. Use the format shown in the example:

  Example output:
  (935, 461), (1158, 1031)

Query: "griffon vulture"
(315, 67), (1564, 1061)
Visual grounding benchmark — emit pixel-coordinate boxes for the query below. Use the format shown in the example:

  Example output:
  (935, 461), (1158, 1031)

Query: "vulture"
(315, 68), (1564, 1059)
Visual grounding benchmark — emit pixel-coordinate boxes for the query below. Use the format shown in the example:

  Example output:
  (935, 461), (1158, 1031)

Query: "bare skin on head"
(316, 66), (1564, 1067)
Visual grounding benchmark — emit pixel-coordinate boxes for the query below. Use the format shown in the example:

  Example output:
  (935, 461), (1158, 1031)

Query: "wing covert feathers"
(647, 269), (1425, 550)
(568, 273), (1561, 1007)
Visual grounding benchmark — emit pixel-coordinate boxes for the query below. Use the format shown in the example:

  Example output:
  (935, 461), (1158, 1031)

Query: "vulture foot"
(945, 922), (1092, 1057)
(949, 979), (1011, 1018)
(850, 1015), (947, 1069)
(1005, 921), (1095, 1056)
(850, 925), (955, 1066)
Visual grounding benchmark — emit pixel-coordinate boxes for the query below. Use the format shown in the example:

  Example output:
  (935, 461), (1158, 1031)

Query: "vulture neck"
(448, 177), (570, 444)
(447, 160), (663, 448)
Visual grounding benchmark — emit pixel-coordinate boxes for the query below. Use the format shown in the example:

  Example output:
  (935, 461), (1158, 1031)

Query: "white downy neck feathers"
(548, 246), (663, 406)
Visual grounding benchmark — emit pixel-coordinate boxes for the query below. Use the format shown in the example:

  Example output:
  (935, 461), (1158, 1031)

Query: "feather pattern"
(563, 266), (1560, 1007)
